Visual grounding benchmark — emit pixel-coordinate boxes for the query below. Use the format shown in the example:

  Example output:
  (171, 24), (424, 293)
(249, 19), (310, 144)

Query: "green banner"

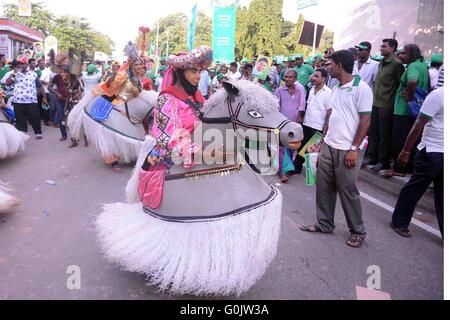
(188, 3), (198, 51)
(212, 6), (236, 64)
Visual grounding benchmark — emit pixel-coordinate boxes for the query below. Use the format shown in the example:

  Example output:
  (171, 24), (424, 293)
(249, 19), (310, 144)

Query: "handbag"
(407, 86), (428, 118)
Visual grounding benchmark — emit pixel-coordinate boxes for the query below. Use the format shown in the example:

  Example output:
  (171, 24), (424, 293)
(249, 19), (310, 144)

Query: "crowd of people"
(0, 37), (444, 247)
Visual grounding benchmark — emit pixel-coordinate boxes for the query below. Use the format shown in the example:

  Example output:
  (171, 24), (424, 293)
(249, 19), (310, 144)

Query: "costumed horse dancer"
(96, 46), (304, 296)
(67, 42), (158, 172)
(0, 89), (23, 213)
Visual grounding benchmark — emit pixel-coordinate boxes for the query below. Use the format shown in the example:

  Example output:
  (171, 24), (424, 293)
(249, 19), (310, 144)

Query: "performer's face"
(132, 59), (146, 78)
(184, 68), (201, 86)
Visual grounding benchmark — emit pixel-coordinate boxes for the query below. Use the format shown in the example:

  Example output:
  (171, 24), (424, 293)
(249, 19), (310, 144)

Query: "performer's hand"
(345, 150), (358, 169)
(397, 151), (411, 168)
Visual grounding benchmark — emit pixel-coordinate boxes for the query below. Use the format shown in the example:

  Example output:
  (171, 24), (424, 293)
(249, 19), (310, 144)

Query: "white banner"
(18, 0), (32, 17)
(44, 36), (58, 59)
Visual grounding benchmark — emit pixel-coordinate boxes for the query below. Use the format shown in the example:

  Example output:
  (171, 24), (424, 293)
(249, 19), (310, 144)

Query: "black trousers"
(392, 115), (417, 174)
(38, 93), (50, 124)
(14, 102), (42, 135)
(392, 149), (443, 236)
(294, 125), (321, 174)
(367, 106), (394, 167)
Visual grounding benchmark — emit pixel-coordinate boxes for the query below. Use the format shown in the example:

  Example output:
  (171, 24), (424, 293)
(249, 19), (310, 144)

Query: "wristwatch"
(350, 145), (358, 152)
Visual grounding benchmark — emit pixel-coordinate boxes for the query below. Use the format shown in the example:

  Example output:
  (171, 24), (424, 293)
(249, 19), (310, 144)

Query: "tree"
(3, 2), (54, 35)
(235, 0), (284, 59)
(2, 1), (114, 58)
(195, 11), (212, 48)
(149, 13), (188, 57)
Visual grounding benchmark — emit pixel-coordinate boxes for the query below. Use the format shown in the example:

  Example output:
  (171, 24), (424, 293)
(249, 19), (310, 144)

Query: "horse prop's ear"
(222, 79), (239, 96)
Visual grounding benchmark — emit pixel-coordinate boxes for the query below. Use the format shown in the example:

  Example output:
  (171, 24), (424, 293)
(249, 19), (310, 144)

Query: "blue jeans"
(54, 98), (67, 139)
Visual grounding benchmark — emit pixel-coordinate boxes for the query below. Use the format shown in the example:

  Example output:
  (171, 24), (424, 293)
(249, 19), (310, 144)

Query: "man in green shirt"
(0, 54), (10, 83)
(367, 39), (405, 172)
(294, 54), (315, 88)
(391, 44), (430, 176)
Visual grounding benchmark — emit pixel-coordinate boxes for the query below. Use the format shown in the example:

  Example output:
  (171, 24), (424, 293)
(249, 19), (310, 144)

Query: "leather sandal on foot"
(346, 234), (365, 248)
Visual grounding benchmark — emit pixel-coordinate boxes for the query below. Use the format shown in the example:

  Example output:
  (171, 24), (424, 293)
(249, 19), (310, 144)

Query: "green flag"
(188, 3), (198, 51)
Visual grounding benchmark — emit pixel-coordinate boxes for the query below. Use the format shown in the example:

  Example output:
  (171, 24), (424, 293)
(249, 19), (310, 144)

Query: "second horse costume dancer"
(67, 42), (158, 172)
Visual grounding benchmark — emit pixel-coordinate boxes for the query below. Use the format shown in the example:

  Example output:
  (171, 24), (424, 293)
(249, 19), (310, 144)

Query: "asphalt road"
(0, 126), (443, 300)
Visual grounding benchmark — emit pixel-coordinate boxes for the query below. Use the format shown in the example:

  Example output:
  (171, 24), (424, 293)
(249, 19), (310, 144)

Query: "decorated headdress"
(124, 41), (143, 66)
(162, 46), (213, 92)
(166, 45), (213, 71)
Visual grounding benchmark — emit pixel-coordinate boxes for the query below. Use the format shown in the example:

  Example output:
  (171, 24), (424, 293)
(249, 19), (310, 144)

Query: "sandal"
(391, 224), (412, 238)
(299, 225), (329, 233)
(346, 233), (365, 248)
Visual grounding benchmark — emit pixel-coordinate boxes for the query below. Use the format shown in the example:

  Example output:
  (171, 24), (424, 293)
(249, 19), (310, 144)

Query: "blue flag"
(188, 3), (198, 51)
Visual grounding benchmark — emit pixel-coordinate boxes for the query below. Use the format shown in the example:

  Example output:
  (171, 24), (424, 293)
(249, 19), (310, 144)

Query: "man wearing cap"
(368, 38), (405, 173)
(429, 53), (443, 90)
(353, 42), (379, 89)
(5, 56), (47, 139)
(81, 64), (103, 98)
(288, 56), (296, 69)
(155, 65), (167, 92)
(294, 54), (315, 88)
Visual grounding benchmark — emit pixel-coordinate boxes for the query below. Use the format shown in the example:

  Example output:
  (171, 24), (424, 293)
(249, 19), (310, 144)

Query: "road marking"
(360, 192), (442, 239)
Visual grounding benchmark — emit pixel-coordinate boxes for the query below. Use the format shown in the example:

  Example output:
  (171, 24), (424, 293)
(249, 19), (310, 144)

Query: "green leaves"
(3, 1), (114, 58)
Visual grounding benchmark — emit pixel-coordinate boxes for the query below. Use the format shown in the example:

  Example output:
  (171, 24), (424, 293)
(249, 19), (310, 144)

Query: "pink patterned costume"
(138, 91), (202, 209)
(137, 45), (212, 210)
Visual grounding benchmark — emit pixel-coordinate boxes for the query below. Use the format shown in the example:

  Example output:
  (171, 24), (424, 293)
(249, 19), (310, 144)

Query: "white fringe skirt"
(95, 189), (282, 297)
(67, 94), (142, 164)
(0, 123), (29, 159)
(0, 182), (19, 214)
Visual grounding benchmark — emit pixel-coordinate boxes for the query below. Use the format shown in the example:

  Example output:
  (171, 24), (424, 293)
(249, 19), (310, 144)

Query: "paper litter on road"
(45, 180), (57, 186)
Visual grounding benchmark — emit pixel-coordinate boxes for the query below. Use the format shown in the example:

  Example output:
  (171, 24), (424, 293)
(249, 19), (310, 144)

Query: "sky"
(1, 0), (371, 57)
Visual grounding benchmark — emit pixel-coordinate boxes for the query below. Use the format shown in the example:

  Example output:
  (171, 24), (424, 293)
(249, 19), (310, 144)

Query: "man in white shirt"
(300, 50), (373, 249)
(81, 64), (102, 97)
(293, 68), (332, 174)
(391, 87), (443, 238)
(37, 59), (52, 125)
(227, 62), (241, 81)
(198, 69), (211, 99)
(353, 42), (379, 89)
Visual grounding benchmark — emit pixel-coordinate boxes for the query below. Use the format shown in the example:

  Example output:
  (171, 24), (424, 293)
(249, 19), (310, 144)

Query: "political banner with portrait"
(252, 55), (272, 81)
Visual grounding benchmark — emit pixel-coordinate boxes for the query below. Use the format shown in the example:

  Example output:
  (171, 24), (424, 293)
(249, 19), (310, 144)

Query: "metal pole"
(156, 21), (160, 58)
(312, 22), (317, 56)
(166, 29), (169, 60)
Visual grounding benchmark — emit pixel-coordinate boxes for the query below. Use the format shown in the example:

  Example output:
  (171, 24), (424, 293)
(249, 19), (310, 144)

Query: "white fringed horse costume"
(0, 108), (29, 160)
(0, 182), (19, 214)
(96, 80), (303, 296)
(67, 90), (158, 163)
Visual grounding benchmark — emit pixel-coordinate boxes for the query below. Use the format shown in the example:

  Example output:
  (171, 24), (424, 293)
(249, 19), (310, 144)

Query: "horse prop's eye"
(248, 110), (264, 118)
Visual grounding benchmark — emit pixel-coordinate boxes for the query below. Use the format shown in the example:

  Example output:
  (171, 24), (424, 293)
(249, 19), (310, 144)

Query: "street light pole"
(312, 22), (317, 56)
